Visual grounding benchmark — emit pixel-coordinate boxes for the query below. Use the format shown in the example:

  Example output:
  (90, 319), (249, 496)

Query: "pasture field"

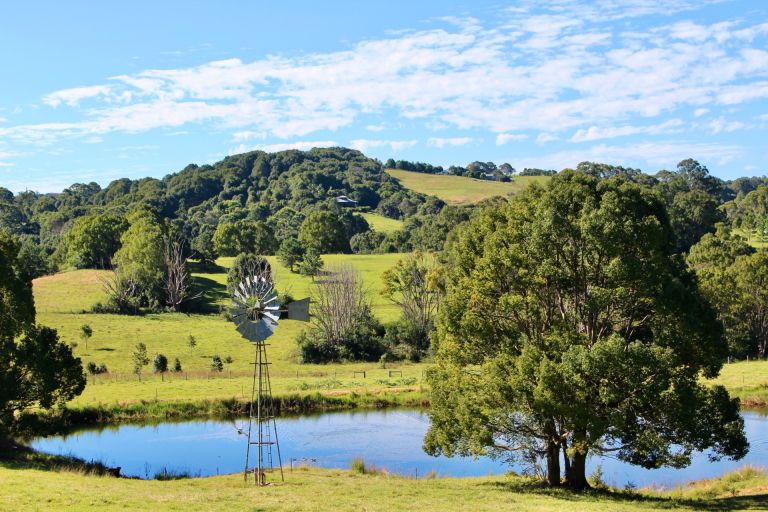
(33, 253), (427, 409)
(31, 254), (768, 411)
(1, 455), (767, 512)
(385, 168), (549, 205)
(358, 211), (404, 234)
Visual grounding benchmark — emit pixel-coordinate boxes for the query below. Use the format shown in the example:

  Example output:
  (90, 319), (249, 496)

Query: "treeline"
(385, 158), (556, 179)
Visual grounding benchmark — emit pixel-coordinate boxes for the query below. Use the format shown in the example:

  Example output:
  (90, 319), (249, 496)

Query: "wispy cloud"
(427, 137), (474, 148)
(496, 133), (529, 145)
(350, 139), (418, 153)
(0, 5), (763, 149)
(570, 119), (684, 142)
(516, 141), (743, 171)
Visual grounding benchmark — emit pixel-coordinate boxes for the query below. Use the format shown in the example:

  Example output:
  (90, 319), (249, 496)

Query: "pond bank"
(16, 389), (430, 438)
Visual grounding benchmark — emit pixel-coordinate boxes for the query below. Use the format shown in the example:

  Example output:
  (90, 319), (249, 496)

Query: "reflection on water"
(31, 409), (768, 488)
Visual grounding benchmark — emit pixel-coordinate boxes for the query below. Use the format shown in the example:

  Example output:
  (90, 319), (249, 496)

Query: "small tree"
(132, 342), (149, 382)
(163, 234), (199, 311)
(187, 334), (197, 350)
(80, 324), (93, 351)
(172, 358), (182, 373)
(226, 254), (272, 293)
(153, 353), (168, 374)
(381, 252), (442, 353)
(277, 238), (304, 272)
(299, 247), (323, 279)
(211, 354), (224, 372)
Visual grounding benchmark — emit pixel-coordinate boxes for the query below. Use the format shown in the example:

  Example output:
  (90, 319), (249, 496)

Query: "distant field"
(734, 228), (768, 249)
(359, 212), (403, 234)
(32, 253), (420, 407)
(386, 168), (549, 205)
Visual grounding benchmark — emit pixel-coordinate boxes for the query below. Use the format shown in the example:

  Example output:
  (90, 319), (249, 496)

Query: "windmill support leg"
(244, 341), (282, 486)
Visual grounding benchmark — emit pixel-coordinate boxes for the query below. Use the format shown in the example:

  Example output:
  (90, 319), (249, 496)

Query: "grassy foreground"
(386, 168), (549, 205)
(1, 455), (767, 511)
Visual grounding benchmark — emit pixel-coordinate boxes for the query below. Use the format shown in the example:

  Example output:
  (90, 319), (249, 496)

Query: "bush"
(226, 253), (271, 293)
(153, 353), (168, 373)
(382, 320), (430, 361)
(211, 354), (224, 372)
(298, 312), (385, 363)
(350, 457), (367, 474)
(172, 358), (182, 373)
(86, 362), (108, 375)
(224, 355), (234, 364)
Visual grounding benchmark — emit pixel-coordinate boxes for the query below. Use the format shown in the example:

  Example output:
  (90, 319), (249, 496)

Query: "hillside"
(385, 169), (549, 205)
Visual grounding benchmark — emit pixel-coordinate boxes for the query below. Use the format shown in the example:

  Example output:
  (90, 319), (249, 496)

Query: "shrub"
(172, 358), (182, 373)
(350, 457), (366, 474)
(153, 353), (168, 373)
(86, 362), (108, 375)
(211, 355), (224, 372)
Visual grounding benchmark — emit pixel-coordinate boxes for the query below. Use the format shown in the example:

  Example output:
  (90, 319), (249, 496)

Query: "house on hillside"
(335, 195), (358, 207)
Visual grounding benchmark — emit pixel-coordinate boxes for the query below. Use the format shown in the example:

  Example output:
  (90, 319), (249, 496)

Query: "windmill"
(230, 268), (309, 486)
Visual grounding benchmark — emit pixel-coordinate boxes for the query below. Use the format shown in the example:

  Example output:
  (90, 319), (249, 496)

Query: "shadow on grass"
(482, 479), (768, 510)
(187, 275), (228, 314)
(188, 260), (225, 275)
(96, 347), (115, 352)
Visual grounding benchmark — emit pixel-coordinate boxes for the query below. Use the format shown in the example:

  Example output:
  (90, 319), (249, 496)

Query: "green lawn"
(386, 168), (549, 205)
(358, 212), (404, 234)
(1, 458), (766, 512)
(734, 228), (768, 249)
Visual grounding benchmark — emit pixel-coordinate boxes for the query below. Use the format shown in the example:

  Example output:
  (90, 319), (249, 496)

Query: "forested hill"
(0, 147), (466, 278)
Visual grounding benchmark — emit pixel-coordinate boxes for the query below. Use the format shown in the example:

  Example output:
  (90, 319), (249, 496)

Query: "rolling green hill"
(385, 169), (550, 205)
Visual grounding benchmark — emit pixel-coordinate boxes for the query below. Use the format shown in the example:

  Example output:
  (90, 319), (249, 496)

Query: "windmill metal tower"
(230, 270), (309, 485)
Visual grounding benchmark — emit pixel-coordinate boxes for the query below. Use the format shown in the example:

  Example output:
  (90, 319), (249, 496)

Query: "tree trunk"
(562, 438), (571, 477)
(546, 439), (561, 486)
(566, 451), (590, 490)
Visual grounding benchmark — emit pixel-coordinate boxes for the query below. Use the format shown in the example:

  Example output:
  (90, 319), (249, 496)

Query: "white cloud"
(693, 108), (709, 117)
(536, 133), (559, 144)
(232, 130), (266, 141)
(706, 117), (746, 134)
(365, 124), (385, 132)
(43, 85), (112, 107)
(350, 139), (417, 153)
(495, 133), (528, 145)
(516, 141), (742, 171)
(428, 137), (474, 148)
(571, 119), (684, 142)
(0, 4), (764, 153)
(229, 140), (337, 155)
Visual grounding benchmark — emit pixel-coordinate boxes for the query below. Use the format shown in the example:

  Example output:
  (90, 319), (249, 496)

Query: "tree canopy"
(425, 171), (747, 489)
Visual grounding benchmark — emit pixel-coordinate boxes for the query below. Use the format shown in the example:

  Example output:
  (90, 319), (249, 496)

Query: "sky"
(1, 0), (767, 193)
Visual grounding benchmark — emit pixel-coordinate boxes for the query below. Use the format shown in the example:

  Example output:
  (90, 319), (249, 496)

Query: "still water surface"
(31, 409), (768, 488)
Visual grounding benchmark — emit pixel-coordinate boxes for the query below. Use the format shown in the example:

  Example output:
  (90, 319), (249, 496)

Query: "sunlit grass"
(385, 168), (549, 205)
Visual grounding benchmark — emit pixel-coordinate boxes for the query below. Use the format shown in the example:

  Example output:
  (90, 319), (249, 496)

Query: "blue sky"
(1, 0), (767, 192)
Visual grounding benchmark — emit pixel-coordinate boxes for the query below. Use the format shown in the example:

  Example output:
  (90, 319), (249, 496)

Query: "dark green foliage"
(298, 247), (323, 278)
(211, 355), (224, 372)
(86, 362), (108, 375)
(190, 224), (218, 268)
(153, 353), (168, 373)
(425, 170), (747, 489)
(297, 312), (385, 363)
(213, 220), (277, 256)
(0, 231), (85, 445)
(59, 213), (128, 269)
(350, 230), (385, 254)
(16, 236), (51, 279)
(226, 253), (271, 293)
(277, 237), (304, 271)
(172, 358), (182, 373)
(299, 210), (349, 253)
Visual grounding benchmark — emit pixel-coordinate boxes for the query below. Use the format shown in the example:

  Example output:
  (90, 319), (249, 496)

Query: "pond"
(31, 409), (768, 489)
